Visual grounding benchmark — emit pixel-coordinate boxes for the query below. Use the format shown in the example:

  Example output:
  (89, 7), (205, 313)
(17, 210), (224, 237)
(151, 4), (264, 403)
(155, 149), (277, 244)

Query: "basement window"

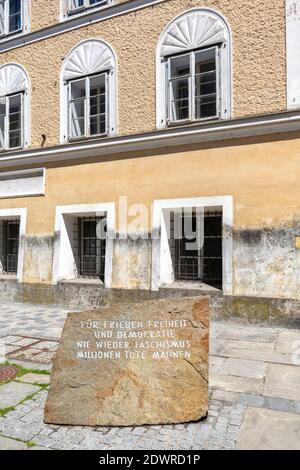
(0, 218), (20, 275)
(68, 73), (107, 140)
(170, 208), (223, 289)
(74, 216), (107, 281)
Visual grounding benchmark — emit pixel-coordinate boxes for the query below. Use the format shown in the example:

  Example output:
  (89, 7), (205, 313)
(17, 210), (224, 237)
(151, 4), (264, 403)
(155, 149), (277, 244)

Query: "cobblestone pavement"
(0, 302), (300, 450)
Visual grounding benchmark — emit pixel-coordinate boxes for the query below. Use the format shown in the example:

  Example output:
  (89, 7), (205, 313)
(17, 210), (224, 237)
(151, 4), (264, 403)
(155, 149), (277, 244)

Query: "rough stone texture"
(0, 382), (40, 408)
(221, 358), (267, 380)
(264, 364), (300, 401)
(0, 0), (286, 149)
(44, 296), (209, 426)
(237, 408), (300, 450)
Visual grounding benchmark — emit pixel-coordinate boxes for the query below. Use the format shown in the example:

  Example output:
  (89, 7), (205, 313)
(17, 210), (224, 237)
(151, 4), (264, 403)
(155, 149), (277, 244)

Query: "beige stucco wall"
(0, 0), (286, 150)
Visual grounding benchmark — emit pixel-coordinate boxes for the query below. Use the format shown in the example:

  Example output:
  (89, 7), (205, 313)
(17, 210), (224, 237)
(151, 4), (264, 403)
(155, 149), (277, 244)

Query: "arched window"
(0, 0), (29, 38)
(60, 39), (117, 142)
(156, 8), (232, 129)
(0, 63), (29, 150)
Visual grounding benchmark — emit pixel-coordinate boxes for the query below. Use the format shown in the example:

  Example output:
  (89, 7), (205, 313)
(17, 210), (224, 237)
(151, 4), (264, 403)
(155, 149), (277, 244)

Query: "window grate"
(0, 218), (20, 274)
(170, 209), (223, 289)
(73, 216), (107, 280)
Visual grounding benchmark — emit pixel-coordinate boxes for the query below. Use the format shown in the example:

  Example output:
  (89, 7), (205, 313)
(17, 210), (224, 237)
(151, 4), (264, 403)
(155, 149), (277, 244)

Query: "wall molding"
(0, 110), (300, 168)
(0, 0), (164, 53)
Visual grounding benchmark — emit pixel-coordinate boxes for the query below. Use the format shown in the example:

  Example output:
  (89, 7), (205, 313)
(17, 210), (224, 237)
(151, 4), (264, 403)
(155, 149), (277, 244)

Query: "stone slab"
(275, 331), (300, 355)
(19, 373), (50, 385)
(0, 436), (27, 450)
(222, 358), (267, 380)
(264, 364), (300, 401)
(210, 374), (263, 395)
(0, 382), (40, 408)
(237, 408), (300, 450)
(45, 296), (209, 427)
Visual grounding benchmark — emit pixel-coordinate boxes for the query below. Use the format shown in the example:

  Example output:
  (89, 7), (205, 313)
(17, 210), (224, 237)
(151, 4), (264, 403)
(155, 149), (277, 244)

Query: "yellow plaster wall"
(0, 135), (299, 234)
(0, 0), (286, 149)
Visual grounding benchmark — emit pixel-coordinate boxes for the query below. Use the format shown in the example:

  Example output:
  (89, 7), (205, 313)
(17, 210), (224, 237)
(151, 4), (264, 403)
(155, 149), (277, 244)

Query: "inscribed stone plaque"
(44, 296), (209, 426)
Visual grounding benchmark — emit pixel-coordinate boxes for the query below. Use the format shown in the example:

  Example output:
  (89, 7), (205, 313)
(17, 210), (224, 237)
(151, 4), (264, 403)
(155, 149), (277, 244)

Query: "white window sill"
(160, 281), (221, 292)
(0, 274), (18, 281)
(59, 277), (104, 286)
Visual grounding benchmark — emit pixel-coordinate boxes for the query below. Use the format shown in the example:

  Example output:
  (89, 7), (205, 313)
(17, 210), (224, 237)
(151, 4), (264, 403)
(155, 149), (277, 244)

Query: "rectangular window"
(170, 209), (222, 289)
(168, 47), (219, 124)
(0, 0), (22, 36)
(69, 74), (107, 140)
(0, 93), (23, 150)
(68, 0), (107, 13)
(0, 218), (20, 274)
(74, 216), (107, 280)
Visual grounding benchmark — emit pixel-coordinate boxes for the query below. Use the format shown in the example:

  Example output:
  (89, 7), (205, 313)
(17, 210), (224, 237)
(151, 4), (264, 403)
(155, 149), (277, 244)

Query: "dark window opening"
(0, 218), (20, 274)
(73, 216), (107, 281)
(170, 209), (223, 289)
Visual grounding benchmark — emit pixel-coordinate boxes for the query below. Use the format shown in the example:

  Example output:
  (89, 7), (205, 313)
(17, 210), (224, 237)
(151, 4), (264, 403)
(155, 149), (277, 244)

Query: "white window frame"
(0, 207), (26, 282)
(60, 0), (114, 21)
(151, 196), (233, 295)
(0, 91), (24, 150)
(0, 0), (29, 40)
(167, 46), (220, 126)
(67, 0), (107, 14)
(156, 8), (232, 129)
(68, 72), (108, 141)
(52, 203), (115, 288)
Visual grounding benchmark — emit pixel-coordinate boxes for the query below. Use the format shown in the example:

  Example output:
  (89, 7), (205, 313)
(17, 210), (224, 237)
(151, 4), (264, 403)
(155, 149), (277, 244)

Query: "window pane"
(194, 48), (217, 119)
(170, 54), (190, 78)
(9, 0), (22, 33)
(89, 75), (106, 135)
(89, 0), (103, 5)
(70, 79), (86, 138)
(0, 1), (5, 35)
(170, 77), (189, 121)
(0, 97), (5, 149)
(8, 94), (22, 148)
(69, 0), (85, 10)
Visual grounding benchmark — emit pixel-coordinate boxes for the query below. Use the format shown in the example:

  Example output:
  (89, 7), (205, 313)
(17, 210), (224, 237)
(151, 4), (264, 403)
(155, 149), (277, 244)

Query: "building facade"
(0, 0), (300, 323)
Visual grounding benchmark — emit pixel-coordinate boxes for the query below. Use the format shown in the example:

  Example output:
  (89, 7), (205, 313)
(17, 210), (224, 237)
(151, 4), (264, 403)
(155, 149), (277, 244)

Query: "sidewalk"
(0, 302), (299, 450)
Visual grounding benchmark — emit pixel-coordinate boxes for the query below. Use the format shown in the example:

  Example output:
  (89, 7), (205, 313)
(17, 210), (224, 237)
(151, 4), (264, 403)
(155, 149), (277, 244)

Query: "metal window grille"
(0, 219), (20, 274)
(170, 209), (223, 289)
(167, 46), (219, 125)
(73, 216), (107, 280)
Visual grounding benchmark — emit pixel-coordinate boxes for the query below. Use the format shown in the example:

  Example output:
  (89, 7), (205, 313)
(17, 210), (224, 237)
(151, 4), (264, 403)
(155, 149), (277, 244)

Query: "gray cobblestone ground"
(0, 302), (300, 450)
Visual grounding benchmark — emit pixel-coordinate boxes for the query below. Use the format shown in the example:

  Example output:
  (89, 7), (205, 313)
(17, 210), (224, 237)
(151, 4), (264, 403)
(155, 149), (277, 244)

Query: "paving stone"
(0, 436), (27, 450)
(0, 382), (40, 408)
(222, 358), (267, 379)
(238, 393), (265, 408)
(237, 408), (300, 450)
(211, 389), (238, 403)
(264, 397), (294, 413)
(19, 373), (50, 385)
(28, 446), (49, 450)
(211, 374), (263, 395)
(264, 364), (300, 401)
(275, 331), (300, 355)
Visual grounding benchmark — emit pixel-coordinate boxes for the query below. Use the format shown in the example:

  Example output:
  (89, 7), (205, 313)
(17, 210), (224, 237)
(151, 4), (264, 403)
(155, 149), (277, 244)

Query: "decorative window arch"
(0, 63), (30, 150)
(60, 39), (117, 143)
(156, 8), (232, 129)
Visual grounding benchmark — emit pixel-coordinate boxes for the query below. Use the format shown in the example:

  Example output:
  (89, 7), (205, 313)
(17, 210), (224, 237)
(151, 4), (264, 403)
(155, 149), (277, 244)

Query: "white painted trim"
(0, 109), (299, 169)
(0, 168), (45, 198)
(156, 8), (232, 129)
(60, 38), (117, 143)
(0, 62), (31, 150)
(286, 0), (300, 109)
(0, 207), (27, 282)
(0, 0), (30, 43)
(151, 196), (233, 294)
(52, 202), (115, 287)
(0, 0), (165, 53)
(60, 0), (115, 22)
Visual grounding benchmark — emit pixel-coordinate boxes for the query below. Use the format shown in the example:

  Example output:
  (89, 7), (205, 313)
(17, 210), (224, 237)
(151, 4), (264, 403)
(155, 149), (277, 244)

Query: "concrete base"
(1, 277), (300, 326)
